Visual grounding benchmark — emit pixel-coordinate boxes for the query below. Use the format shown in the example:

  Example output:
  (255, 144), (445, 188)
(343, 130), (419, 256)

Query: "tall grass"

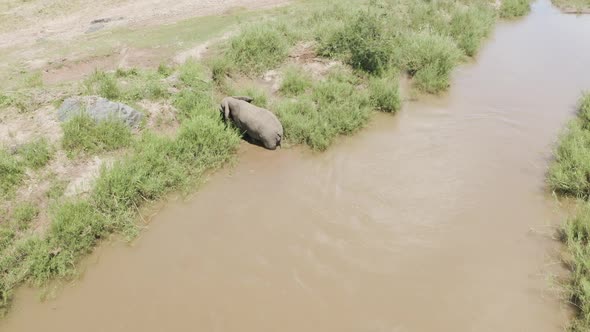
(560, 203), (590, 332)
(394, 31), (463, 94)
(550, 93), (590, 331)
(500, 0), (532, 18)
(369, 74), (401, 113)
(549, 94), (590, 197)
(276, 69), (371, 151)
(225, 23), (292, 75)
(61, 114), (132, 156)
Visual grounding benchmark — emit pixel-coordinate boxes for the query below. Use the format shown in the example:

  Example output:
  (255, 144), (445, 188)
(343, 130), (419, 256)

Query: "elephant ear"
(232, 96), (254, 103)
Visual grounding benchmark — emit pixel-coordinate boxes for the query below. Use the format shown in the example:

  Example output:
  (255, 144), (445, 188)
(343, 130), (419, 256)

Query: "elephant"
(220, 96), (283, 150)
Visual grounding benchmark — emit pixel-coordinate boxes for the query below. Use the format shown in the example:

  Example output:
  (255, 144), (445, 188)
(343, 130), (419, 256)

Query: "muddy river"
(2, 1), (590, 331)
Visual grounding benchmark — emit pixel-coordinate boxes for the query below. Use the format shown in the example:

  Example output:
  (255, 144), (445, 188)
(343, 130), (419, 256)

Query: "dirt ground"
(0, 0), (289, 49)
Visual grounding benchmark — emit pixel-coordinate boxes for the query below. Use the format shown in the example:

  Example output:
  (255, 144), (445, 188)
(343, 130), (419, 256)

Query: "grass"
(552, 0), (590, 12)
(0, 60), (241, 314)
(369, 74), (402, 113)
(549, 94), (590, 197)
(225, 23), (292, 75)
(549, 93), (590, 331)
(84, 69), (169, 102)
(18, 138), (53, 170)
(11, 202), (39, 231)
(499, 0), (532, 18)
(560, 203), (590, 331)
(0, 0), (520, 318)
(276, 69), (372, 151)
(61, 114), (132, 156)
(0, 149), (24, 198)
(279, 66), (312, 97)
(394, 31), (464, 94)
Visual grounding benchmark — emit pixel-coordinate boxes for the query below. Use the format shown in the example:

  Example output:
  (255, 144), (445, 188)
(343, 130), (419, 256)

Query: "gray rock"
(57, 96), (143, 128)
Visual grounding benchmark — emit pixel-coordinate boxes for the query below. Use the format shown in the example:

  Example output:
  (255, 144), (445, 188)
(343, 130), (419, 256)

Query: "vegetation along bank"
(0, 0), (532, 317)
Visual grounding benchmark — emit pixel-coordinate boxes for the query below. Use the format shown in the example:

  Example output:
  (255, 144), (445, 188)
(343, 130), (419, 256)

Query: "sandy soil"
(0, 0), (290, 49)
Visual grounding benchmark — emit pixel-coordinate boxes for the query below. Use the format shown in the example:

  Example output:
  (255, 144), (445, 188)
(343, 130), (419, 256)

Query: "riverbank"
(0, 0), (528, 318)
(549, 93), (590, 332)
(552, 0), (590, 13)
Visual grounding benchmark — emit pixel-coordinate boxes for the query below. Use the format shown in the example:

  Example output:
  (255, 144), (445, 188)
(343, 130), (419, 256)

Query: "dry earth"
(0, 0), (290, 49)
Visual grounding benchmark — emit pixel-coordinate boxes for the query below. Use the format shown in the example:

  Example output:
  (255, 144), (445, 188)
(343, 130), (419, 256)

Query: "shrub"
(276, 69), (372, 151)
(499, 0), (531, 18)
(317, 10), (390, 75)
(11, 202), (39, 231)
(394, 31), (463, 93)
(279, 66), (312, 97)
(449, 5), (496, 57)
(18, 138), (53, 169)
(226, 23), (290, 75)
(61, 114), (132, 156)
(369, 75), (401, 113)
(0, 149), (24, 198)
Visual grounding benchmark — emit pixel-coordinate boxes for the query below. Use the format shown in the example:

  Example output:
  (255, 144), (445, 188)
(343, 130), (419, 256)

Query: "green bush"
(548, 94), (590, 197)
(369, 75), (401, 113)
(395, 31), (463, 93)
(499, 0), (531, 18)
(317, 10), (390, 75)
(279, 66), (312, 97)
(61, 114), (132, 156)
(449, 5), (496, 57)
(276, 69), (371, 151)
(11, 202), (39, 231)
(18, 138), (53, 169)
(0, 149), (24, 198)
(226, 23), (290, 75)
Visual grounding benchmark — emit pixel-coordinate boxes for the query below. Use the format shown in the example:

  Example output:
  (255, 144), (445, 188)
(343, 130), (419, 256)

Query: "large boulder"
(57, 96), (143, 128)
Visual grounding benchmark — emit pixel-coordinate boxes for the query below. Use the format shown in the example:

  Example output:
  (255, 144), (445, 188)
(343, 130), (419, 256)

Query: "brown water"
(3, 1), (590, 331)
